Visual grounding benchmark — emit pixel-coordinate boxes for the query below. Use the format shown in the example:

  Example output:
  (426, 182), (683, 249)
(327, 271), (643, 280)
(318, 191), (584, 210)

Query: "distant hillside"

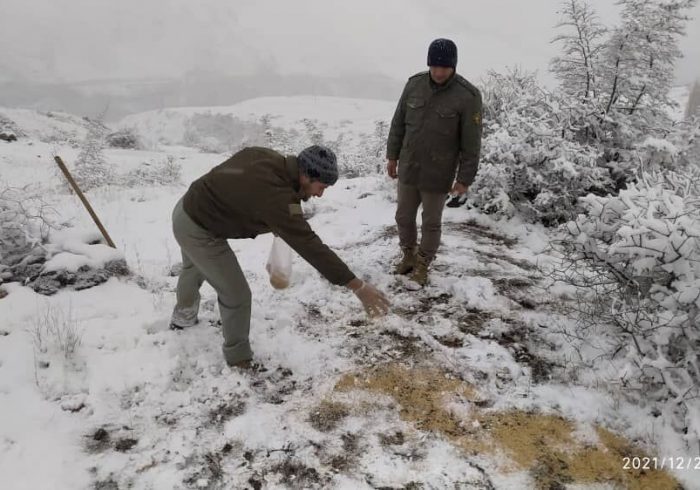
(0, 72), (404, 121)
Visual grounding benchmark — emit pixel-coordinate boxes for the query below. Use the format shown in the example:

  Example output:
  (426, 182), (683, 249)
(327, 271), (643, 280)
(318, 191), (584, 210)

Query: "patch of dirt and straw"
(335, 363), (681, 490)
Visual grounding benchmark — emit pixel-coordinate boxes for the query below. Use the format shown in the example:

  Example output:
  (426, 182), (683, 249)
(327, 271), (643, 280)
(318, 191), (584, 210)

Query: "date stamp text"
(623, 457), (700, 471)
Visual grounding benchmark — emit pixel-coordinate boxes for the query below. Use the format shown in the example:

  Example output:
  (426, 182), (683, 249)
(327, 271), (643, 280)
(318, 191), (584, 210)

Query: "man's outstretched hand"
(351, 280), (391, 318)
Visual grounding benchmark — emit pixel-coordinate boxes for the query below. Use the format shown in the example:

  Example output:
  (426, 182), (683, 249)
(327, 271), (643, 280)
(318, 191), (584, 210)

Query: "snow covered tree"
(600, 0), (695, 119)
(551, 0), (696, 187)
(552, 0), (696, 138)
(73, 115), (112, 192)
(477, 1), (697, 224)
(550, 0), (607, 102)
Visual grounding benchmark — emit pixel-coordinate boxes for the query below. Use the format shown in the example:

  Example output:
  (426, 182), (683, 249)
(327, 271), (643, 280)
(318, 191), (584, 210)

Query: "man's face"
(429, 66), (455, 85)
(299, 174), (329, 201)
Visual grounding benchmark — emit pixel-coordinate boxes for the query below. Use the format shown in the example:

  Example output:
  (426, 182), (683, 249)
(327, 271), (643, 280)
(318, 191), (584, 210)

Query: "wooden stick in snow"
(53, 155), (116, 248)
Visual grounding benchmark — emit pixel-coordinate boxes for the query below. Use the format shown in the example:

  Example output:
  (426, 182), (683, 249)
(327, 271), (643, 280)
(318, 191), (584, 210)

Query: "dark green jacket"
(386, 71), (483, 193)
(183, 147), (355, 286)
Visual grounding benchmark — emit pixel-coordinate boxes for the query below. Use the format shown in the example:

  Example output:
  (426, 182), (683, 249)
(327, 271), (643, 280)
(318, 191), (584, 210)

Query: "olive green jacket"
(183, 147), (355, 286)
(386, 72), (483, 193)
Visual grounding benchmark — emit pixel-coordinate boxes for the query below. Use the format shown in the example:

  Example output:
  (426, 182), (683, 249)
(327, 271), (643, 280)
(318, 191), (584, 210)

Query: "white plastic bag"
(266, 236), (293, 289)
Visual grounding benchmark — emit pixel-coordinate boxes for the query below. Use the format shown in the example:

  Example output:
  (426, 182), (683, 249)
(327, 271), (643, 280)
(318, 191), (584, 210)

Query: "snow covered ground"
(1, 97), (698, 489)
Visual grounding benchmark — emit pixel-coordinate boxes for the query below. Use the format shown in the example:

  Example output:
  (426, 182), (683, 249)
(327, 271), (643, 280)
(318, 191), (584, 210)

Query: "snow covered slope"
(1, 99), (697, 489)
(118, 96), (395, 155)
(0, 107), (91, 144)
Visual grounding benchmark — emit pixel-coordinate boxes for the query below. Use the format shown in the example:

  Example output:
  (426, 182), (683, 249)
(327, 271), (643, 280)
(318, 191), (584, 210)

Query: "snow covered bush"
(261, 114), (387, 179)
(123, 155), (182, 187)
(334, 121), (388, 178)
(182, 113), (267, 153)
(336, 148), (377, 179)
(0, 113), (24, 139)
(259, 114), (301, 154)
(31, 302), (82, 360)
(552, 168), (700, 441)
(106, 127), (141, 149)
(0, 187), (30, 257)
(0, 185), (59, 293)
(469, 69), (613, 225)
(0, 185), (54, 263)
(72, 116), (113, 192)
(301, 118), (325, 146)
(636, 118), (699, 172)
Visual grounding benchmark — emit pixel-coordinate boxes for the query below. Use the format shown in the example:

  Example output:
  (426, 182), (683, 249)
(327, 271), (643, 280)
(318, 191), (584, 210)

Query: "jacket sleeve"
(457, 89), (483, 186)
(261, 192), (355, 286)
(386, 82), (409, 160)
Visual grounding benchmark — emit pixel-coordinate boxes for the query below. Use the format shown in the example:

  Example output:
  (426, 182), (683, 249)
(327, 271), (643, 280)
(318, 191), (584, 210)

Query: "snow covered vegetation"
(1, 0), (699, 488)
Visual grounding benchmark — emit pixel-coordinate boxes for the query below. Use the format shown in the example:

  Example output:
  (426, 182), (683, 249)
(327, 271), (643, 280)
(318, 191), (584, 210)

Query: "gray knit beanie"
(297, 145), (338, 185)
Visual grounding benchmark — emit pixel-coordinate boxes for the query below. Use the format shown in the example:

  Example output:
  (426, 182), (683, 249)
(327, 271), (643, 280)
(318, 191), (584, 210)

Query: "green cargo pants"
(395, 182), (447, 260)
(170, 198), (253, 365)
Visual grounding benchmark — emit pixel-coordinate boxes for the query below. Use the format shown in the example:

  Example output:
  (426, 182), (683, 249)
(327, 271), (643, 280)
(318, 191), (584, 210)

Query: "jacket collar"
(429, 72), (457, 93)
(284, 154), (303, 197)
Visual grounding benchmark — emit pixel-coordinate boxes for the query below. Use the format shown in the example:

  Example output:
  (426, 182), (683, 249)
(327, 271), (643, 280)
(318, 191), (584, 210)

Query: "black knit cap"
(427, 38), (458, 68)
(297, 145), (339, 185)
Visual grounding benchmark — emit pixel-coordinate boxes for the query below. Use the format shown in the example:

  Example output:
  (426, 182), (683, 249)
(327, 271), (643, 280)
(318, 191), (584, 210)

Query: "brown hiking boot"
(227, 359), (268, 373)
(394, 247), (417, 275)
(409, 253), (431, 287)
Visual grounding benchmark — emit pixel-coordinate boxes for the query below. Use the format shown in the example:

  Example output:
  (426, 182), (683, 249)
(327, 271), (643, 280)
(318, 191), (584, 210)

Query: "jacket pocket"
(405, 97), (425, 126)
(434, 107), (459, 136)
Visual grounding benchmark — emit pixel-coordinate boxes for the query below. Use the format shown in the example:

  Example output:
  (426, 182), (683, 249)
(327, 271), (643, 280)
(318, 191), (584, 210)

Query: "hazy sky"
(1, 0), (698, 86)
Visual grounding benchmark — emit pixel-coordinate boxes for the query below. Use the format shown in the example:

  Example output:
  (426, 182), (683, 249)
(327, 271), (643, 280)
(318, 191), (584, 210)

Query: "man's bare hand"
(387, 159), (398, 179)
(354, 281), (391, 318)
(451, 182), (469, 195)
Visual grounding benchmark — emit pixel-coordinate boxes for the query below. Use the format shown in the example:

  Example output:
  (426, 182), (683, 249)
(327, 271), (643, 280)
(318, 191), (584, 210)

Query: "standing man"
(386, 38), (483, 286)
(170, 145), (390, 368)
